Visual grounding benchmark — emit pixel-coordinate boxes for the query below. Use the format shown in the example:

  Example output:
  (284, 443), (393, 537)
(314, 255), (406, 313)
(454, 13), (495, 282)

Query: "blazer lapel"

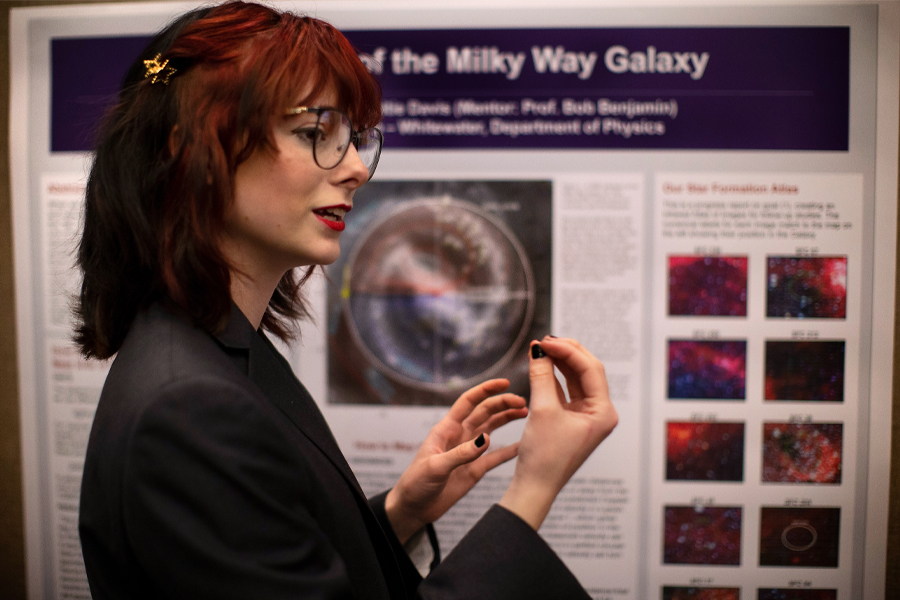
(214, 303), (365, 497)
(213, 306), (409, 598)
(247, 333), (415, 597)
(247, 331), (366, 498)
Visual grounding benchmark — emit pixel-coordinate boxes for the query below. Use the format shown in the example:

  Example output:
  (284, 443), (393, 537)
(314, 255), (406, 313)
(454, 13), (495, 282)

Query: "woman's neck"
(229, 269), (281, 330)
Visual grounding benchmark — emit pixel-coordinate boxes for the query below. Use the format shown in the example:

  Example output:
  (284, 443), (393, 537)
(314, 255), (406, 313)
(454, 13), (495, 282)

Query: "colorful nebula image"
(668, 340), (747, 400)
(759, 507), (840, 567)
(667, 422), (745, 482)
(669, 256), (748, 317)
(764, 341), (845, 402)
(662, 587), (740, 600)
(762, 423), (842, 484)
(663, 505), (742, 565)
(766, 256), (847, 319)
(758, 589), (837, 600)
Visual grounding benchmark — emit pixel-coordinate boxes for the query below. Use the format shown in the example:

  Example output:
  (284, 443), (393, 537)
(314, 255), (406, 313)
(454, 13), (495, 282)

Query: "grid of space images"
(662, 255), (848, 598)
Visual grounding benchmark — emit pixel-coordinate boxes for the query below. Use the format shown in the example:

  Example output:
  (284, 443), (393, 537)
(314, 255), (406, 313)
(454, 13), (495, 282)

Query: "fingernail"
(531, 344), (546, 359)
(475, 433), (486, 448)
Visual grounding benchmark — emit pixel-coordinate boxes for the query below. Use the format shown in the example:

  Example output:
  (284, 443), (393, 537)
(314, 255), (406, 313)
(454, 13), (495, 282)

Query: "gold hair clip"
(143, 54), (176, 85)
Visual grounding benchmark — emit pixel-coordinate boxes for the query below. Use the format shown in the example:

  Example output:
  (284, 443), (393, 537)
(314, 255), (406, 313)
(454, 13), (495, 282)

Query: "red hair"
(75, 1), (382, 358)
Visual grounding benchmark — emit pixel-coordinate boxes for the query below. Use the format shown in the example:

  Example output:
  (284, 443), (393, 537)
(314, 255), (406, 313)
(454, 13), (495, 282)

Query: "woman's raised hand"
(385, 379), (528, 543)
(499, 336), (618, 530)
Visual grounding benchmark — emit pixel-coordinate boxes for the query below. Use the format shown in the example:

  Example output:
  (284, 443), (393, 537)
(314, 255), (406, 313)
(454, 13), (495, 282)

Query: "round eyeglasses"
(285, 106), (383, 181)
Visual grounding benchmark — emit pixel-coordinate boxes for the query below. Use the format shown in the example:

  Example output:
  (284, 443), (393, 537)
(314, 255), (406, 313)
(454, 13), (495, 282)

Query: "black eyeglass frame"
(284, 106), (383, 180)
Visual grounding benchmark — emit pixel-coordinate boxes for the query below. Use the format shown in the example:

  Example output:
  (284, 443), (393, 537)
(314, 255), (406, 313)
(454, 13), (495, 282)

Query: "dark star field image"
(667, 422), (745, 482)
(669, 255), (748, 317)
(762, 423), (842, 484)
(764, 341), (845, 402)
(663, 505), (742, 565)
(766, 256), (847, 319)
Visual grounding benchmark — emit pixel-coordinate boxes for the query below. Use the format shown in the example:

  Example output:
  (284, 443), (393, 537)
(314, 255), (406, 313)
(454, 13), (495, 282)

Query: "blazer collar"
(214, 302), (256, 350)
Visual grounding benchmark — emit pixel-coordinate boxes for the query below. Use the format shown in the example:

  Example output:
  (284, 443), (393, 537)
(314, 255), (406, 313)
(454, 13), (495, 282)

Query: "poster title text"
(360, 45), (710, 80)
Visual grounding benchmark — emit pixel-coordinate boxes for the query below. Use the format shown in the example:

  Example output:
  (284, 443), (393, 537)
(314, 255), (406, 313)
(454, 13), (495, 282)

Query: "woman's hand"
(499, 336), (618, 530)
(385, 379), (528, 543)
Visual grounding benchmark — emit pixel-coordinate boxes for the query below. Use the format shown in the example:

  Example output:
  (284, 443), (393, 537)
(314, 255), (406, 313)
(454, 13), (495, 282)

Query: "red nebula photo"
(762, 423), (842, 484)
(663, 505), (742, 565)
(759, 507), (840, 567)
(764, 340), (844, 402)
(669, 255), (748, 317)
(766, 256), (847, 319)
(667, 422), (745, 482)
(757, 590), (837, 600)
(668, 340), (747, 400)
(662, 587), (740, 600)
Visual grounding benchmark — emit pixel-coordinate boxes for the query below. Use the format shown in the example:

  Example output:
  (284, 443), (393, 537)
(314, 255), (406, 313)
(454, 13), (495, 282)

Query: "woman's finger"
(549, 338), (604, 402)
(548, 355), (584, 401)
(537, 338), (608, 401)
(541, 339), (587, 396)
(475, 406), (529, 435)
(461, 393), (526, 431)
(543, 335), (590, 354)
(467, 442), (519, 479)
(528, 341), (567, 410)
(430, 433), (492, 476)
(444, 379), (511, 423)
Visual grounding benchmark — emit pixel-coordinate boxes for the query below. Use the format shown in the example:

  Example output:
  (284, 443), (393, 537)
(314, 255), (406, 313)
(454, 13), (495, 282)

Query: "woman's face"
(222, 93), (370, 282)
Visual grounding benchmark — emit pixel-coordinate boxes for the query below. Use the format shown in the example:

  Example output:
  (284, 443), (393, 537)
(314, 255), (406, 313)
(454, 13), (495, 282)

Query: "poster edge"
(865, 2), (899, 599)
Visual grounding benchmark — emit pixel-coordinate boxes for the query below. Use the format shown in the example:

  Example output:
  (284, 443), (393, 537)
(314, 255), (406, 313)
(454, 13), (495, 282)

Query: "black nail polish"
(531, 344), (546, 359)
(475, 433), (486, 448)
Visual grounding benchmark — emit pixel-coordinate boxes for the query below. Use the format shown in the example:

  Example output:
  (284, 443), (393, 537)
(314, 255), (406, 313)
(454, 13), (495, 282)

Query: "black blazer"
(79, 304), (590, 600)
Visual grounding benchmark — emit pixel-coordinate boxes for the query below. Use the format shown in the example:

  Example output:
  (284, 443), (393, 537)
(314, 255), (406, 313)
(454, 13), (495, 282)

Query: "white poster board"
(11, 1), (899, 599)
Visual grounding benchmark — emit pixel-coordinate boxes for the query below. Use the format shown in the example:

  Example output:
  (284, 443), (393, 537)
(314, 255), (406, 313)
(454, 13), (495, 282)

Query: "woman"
(76, 3), (618, 599)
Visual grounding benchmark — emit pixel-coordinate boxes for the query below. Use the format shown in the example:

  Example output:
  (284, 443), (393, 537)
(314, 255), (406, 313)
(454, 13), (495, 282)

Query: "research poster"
(11, 2), (898, 599)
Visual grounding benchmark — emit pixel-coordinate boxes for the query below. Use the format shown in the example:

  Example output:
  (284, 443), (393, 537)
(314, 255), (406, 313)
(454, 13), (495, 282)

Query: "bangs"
(276, 17), (381, 130)
(269, 17), (382, 129)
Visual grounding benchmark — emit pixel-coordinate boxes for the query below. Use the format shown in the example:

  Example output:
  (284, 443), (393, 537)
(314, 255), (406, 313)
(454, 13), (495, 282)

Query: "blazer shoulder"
(92, 306), (259, 446)
(110, 307), (242, 396)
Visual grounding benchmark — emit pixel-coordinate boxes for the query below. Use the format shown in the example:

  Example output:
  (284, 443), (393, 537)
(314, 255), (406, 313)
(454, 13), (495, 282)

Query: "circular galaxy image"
(342, 198), (535, 391)
(326, 181), (552, 406)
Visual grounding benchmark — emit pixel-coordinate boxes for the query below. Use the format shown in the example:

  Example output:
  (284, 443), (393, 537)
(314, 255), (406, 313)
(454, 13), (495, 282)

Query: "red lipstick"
(313, 204), (350, 232)
(314, 213), (346, 231)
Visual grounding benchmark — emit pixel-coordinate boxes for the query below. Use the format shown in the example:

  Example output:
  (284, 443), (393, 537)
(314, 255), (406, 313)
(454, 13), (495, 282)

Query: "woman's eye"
(294, 127), (325, 145)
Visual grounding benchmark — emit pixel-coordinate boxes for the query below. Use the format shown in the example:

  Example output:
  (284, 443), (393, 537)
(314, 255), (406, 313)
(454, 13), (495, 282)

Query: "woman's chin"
(301, 246), (342, 267)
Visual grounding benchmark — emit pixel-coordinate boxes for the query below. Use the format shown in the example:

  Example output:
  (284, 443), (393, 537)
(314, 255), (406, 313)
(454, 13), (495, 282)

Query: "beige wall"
(0, 2), (897, 598)
(0, 4), (23, 596)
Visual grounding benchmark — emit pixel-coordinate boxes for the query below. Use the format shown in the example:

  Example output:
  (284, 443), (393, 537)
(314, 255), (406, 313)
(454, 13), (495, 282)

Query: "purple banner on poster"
(51, 27), (848, 152)
(51, 36), (151, 152)
(344, 27), (848, 150)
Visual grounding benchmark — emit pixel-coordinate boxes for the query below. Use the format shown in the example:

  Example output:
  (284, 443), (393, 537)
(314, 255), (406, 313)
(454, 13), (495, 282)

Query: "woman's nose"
(337, 142), (371, 186)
